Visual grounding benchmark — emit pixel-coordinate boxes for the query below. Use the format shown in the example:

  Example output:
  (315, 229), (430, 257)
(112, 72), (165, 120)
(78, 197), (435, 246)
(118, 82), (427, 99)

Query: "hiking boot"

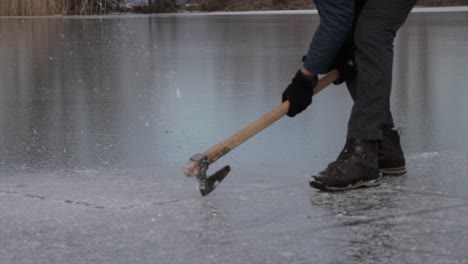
(309, 138), (380, 191)
(378, 128), (407, 175)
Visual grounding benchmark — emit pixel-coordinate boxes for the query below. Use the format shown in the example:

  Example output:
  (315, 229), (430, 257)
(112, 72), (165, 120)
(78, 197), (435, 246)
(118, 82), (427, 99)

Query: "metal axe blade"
(185, 153), (231, 196)
(199, 165), (231, 196)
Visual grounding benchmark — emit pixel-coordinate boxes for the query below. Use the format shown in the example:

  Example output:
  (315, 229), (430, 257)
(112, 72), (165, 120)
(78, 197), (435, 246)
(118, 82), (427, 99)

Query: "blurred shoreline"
(1, 0), (468, 16)
(1, 6), (468, 19)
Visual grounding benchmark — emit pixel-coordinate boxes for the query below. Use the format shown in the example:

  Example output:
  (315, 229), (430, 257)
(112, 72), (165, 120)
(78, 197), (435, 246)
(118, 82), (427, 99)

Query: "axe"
(185, 69), (340, 196)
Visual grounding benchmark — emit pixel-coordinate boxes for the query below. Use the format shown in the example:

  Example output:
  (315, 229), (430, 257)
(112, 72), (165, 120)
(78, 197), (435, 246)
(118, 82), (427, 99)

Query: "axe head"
(184, 153), (231, 196)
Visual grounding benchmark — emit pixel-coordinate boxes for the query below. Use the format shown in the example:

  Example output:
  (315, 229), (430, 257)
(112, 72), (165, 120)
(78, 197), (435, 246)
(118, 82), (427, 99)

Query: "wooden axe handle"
(204, 69), (340, 164)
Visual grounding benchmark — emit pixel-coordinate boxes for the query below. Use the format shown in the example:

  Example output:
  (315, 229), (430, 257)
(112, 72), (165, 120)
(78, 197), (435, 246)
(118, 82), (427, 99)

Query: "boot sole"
(380, 166), (407, 176)
(309, 179), (380, 192)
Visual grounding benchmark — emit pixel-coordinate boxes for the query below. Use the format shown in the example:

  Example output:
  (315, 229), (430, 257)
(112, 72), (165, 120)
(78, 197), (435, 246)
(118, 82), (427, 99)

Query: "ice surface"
(1, 11), (468, 264)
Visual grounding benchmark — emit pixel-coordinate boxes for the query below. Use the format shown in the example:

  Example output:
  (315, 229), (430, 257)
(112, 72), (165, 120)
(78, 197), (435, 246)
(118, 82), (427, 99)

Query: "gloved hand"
(331, 45), (355, 85)
(282, 70), (318, 117)
(332, 60), (354, 85)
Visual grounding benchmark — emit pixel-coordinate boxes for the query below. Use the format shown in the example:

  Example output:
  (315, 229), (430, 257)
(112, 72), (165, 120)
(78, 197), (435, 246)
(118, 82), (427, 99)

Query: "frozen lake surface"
(1, 10), (468, 264)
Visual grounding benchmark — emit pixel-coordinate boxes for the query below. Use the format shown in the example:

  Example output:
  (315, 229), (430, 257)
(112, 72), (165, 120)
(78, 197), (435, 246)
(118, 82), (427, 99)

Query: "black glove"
(282, 70), (318, 117)
(333, 63), (355, 85)
(331, 44), (355, 85)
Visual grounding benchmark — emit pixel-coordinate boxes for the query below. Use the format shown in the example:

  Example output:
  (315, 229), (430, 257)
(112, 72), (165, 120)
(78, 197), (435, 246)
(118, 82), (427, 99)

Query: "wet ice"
(0, 10), (468, 264)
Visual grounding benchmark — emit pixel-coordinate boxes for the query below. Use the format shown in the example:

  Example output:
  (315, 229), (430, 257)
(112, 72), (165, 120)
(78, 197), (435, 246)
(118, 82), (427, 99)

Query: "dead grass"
(1, 0), (466, 16)
(0, 0), (121, 16)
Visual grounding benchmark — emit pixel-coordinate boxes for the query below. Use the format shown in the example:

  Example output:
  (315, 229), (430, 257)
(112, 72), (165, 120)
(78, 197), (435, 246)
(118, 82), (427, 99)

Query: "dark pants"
(345, 0), (415, 140)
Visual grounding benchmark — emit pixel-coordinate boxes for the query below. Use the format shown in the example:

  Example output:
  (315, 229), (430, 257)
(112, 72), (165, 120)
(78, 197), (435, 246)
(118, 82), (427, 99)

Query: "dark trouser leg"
(347, 0), (415, 140)
(345, 75), (395, 129)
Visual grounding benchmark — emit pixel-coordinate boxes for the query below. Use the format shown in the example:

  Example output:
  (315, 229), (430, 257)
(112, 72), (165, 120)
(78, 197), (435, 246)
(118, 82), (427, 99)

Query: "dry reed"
(1, 0), (467, 16)
(0, 0), (120, 16)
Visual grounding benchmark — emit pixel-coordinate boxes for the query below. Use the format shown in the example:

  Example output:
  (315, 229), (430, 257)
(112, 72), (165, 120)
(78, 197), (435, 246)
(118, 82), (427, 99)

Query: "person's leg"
(310, 0), (415, 191)
(346, 75), (395, 129)
(347, 0), (415, 140)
